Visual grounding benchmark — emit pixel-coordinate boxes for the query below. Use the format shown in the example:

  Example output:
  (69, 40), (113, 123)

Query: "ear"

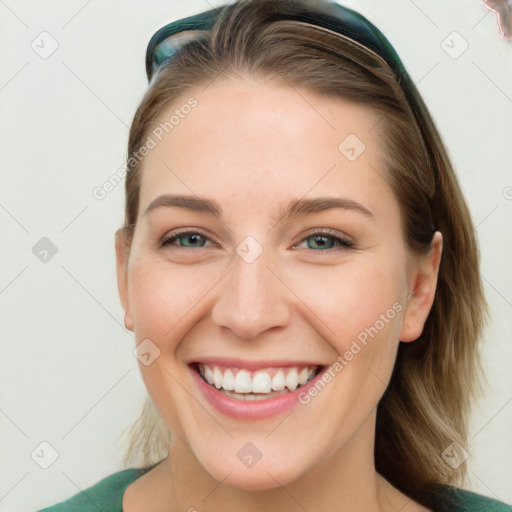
(115, 228), (134, 332)
(399, 232), (443, 343)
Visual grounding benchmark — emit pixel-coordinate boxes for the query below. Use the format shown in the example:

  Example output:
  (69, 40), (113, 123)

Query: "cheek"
(126, 259), (206, 439)
(284, 259), (407, 401)
(127, 257), (208, 341)
(291, 262), (405, 347)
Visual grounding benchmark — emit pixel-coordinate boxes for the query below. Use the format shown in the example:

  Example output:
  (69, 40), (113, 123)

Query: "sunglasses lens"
(153, 30), (209, 71)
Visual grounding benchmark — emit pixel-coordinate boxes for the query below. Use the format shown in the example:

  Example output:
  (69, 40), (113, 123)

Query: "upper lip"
(189, 357), (326, 370)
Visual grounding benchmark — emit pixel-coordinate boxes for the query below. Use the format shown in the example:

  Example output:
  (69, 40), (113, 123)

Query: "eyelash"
(160, 228), (354, 253)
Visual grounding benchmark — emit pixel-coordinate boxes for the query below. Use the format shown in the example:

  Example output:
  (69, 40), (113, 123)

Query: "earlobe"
(399, 232), (443, 343)
(115, 228), (134, 332)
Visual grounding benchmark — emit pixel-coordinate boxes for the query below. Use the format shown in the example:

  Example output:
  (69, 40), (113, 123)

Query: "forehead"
(139, 80), (391, 214)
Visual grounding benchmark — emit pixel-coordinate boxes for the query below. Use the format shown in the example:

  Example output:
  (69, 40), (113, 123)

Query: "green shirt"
(36, 465), (511, 512)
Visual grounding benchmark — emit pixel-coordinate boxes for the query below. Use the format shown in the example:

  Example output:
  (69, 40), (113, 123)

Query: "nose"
(210, 248), (292, 340)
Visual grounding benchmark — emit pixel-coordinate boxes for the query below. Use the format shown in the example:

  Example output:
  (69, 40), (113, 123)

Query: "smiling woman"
(35, 1), (510, 511)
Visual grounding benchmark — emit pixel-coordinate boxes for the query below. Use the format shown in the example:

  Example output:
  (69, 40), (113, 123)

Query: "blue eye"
(161, 231), (213, 248)
(295, 230), (354, 251)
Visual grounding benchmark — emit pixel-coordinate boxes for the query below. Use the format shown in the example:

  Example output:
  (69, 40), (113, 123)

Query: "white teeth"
(234, 369), (252, 393)
(197, 364), (318, 394)
(222, 369), (235, 391)
(213, 367), (223, 389)
(222, 388), (291, 401)
(204, 365), (214, 385)
(298, 367), (309, 385)
(285, 367), (299, 391)
(271, 370), (285, 391)
(252, 371), (272, 393)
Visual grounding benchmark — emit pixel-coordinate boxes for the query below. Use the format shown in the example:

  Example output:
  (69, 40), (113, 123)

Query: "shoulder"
(35, 466), (155, 512)
(418, 483), (512, 512)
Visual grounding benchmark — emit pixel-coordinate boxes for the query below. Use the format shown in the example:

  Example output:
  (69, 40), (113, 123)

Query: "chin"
(198, 450), (305, 492)
(224, 466), (299, 492)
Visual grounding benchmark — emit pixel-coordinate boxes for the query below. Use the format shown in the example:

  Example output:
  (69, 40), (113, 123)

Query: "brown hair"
(117, 0), (486, 500)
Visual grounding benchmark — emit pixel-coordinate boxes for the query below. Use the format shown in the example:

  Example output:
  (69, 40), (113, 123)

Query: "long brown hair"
(117, 0), (486, 500)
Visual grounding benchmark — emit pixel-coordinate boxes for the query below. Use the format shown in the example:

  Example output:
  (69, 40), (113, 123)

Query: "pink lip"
(188, 363), (327, 421)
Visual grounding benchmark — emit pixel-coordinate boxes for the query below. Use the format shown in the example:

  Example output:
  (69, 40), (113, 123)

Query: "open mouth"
(190, 363), (324, 401)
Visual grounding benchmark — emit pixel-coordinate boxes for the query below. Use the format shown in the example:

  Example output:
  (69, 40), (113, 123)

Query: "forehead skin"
(135, 79), (400, 247)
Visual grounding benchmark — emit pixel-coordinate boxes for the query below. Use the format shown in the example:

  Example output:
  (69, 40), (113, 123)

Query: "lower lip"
(189, 365), (325, 421)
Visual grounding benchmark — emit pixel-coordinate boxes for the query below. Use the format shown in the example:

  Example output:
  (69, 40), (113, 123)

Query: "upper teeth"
(198, 364), (317, 393)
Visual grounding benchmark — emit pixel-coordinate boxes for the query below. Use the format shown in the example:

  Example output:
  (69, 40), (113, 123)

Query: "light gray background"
(0, 1), (511, 511)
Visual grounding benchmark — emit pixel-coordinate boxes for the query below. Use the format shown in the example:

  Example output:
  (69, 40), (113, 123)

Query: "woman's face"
(116, 80), (440, 491)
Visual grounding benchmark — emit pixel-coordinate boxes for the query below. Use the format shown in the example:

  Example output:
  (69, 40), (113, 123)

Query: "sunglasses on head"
(145, 1), (413, 89)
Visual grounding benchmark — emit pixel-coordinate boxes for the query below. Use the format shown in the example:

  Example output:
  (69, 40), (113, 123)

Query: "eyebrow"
(281, 195), (374, 221)
(145, 194), (222, 216)
(144, 194), (374, 220)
